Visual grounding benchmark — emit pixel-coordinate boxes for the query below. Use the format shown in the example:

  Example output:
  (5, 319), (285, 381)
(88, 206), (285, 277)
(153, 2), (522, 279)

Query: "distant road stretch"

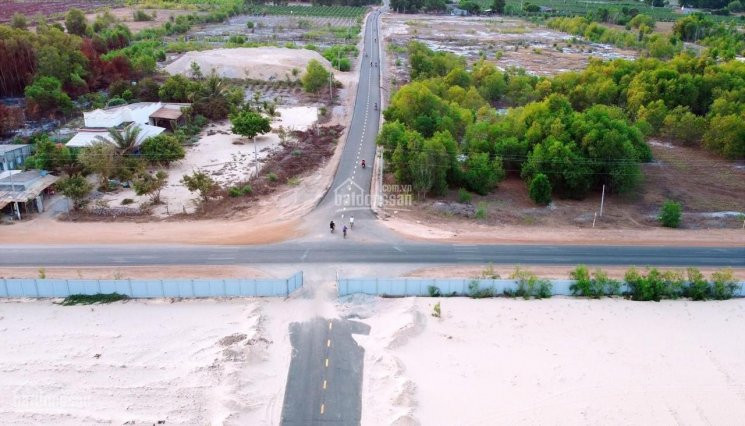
(3, 243), (743, 267)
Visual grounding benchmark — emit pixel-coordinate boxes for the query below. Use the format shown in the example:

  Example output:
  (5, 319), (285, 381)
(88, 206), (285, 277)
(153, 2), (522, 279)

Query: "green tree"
(703, 114), (745, 159)
(302, 59), (332, 93)
(133, 170), (168, 204)
(96, 126), (142, 155)
(492, 0), (506, 14)
(79, 142), (119, 189)
(65, 8), (88, 36)
(181, 170), (217, 204)
(57, 174), (93, 211)
(158, 75), (199, 102)
(658, 199), (682, 228)
(140, 134), (185, 166)
(24, 77), (73, 116)
(463, 152), (504, 195)
(529, 173), (552, 205)
(23, 135), (74, 172)
(230, 109), (271, 143)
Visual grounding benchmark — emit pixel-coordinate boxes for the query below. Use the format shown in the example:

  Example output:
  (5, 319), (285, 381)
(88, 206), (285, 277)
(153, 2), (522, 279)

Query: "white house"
(66, 102), (190, 149)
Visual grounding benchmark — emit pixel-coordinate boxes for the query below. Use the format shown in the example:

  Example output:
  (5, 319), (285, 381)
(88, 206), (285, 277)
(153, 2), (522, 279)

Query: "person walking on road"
(350, 216), (354, 229)
(343, 225), (348, 239)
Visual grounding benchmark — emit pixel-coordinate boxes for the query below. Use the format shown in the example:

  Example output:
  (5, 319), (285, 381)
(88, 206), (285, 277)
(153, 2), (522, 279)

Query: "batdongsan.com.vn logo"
(333, 177), (412, 211)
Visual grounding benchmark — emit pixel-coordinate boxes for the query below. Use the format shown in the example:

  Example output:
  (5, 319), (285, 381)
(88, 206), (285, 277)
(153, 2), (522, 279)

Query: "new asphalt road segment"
(281, 318), (370, 425)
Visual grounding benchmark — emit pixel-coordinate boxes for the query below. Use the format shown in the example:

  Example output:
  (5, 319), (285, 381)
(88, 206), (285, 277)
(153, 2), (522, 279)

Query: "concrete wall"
(1, 272), (303, 298)
(338, 277), (745, 297)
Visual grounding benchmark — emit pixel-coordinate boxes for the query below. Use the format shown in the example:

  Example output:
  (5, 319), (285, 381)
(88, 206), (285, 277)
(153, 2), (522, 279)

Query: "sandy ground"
(349, 296), (745, 425)
(0, 299), (288, 425)
(0, 290), (338, 425)
(404, 265), (745, 280)
(101, 106), (318, 215)
(0, 265), (269, 280)
(379, 214), (745, 246)
(165, 47), (335, 81)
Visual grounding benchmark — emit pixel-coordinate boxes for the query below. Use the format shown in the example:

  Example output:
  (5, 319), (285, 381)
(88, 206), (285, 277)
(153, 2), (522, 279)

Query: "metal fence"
(0, 272), (303, 298)
(337, 277), (745, 297)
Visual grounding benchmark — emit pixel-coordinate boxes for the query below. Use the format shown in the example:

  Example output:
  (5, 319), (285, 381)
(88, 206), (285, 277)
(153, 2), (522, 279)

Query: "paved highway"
(3, 243), (743, 267)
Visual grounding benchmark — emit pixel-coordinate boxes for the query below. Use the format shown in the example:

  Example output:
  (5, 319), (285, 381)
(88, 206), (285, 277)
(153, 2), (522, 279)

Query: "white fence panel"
(0, 273), (304, 299)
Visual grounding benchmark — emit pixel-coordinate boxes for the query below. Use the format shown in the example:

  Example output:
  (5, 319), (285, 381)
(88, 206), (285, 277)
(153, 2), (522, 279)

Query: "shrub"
(140, 134), (185, 166)
(711, 268), (740, 300)
(457, 188), (472, 204)
(658, 199), (682, 228)
(570, 265), (620, 298)
(508, 267), (552, 299)
(686, 267), (710, 301)
(121, 198), (134, 205)
(529, 173), (552, 205)
(302, 59), (332, 93)
(60, 293), (129, 306)
(625, 267), (685, 301)
(228, 184), (252, 197)
(432, 302), (441, 318)
(246, 21), (255, 29)
(467, 280), (495, 298)
(133, 10), (154, 22)
(267, 172), (278, 182)
(475, 202), (487, 220)
(428, 285), (442, 297)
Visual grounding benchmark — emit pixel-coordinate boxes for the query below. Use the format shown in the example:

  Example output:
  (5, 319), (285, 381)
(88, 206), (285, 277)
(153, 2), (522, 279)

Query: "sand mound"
(164, 47), (334, 81)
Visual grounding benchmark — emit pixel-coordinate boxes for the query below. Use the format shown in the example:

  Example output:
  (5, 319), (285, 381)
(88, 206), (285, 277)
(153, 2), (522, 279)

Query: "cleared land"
(0, 299), (290, 425)
(351, 296), (745, 425)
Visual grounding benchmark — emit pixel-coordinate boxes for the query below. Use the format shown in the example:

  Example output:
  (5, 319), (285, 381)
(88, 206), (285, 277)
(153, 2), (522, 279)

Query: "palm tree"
(96, 125), (141, 155)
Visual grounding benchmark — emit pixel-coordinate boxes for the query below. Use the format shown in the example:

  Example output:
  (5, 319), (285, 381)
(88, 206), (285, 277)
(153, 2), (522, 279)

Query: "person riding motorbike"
(350, 216), (354, 228)
(343, 225), (348, 238)
(361, 159), (366, 169)
(374, 102), (378, 111)
(330, 220), (335, 233)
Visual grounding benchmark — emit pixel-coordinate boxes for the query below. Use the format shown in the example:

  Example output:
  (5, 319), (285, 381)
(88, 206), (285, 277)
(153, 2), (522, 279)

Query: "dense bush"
(569, 265), (621, 298)
(624, 268), (686, 301)
(507, 268), (552, 299)
(528, 173), (552, 205)
(658, 199), (682, 228)
(467, 280), (495, 298)
(140, 134), (186, 166)
(302, 59), (332, 93)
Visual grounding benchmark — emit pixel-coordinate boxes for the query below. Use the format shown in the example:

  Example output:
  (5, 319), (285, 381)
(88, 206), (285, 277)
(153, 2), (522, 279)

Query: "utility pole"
(599, 184), (605, 217)
(253, 136), (259, 177)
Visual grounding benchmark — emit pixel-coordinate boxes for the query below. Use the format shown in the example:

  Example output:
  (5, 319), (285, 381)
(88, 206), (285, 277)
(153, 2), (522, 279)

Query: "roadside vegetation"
(59, 292), (130, 306)
(423, 265), (741, 301)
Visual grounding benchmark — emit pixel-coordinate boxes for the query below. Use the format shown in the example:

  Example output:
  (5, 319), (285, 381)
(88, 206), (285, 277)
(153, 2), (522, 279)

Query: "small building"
(0, 169), (59, 220)
(0, 144), (32, 171)
(66, 102), (190, 149)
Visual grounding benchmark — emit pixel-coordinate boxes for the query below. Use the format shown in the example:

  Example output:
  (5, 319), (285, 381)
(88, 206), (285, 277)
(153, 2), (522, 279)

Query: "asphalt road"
(281, 318), (370, 425)
(2, 243), (743, 267)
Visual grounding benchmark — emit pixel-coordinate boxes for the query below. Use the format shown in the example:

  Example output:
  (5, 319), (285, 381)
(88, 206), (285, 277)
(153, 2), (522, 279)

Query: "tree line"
(378, 41), (745, 205)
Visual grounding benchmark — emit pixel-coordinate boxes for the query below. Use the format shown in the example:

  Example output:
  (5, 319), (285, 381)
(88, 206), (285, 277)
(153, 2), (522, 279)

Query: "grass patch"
(60, 293), (129, 306)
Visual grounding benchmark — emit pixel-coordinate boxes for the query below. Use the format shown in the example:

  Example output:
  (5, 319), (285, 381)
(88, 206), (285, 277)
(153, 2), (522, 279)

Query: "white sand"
(164, 47), (334, 81)
(350, 297), (745, 425)
(0, 299), (291, 425)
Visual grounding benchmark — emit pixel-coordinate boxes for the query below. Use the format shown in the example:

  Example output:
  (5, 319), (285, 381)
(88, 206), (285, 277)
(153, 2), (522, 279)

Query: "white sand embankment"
(350, 297), (745, 425)
(164, 47), (334, 81)
(0, 299), (291, 425)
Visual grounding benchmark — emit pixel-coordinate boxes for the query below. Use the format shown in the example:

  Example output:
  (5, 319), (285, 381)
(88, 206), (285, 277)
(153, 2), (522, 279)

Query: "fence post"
(161, 280), (166, 297)
(285, 276), (290, 297)
(375, 277), (379, 295)
(223, 279), (227, 296)
(66, 279), (70, 296)
(97, 279), (102, 294)
(404, 278), (408, 296)
(1, 279), (7, 297)
(128, 279), (133, 297)
(34, 279), (40, 298)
